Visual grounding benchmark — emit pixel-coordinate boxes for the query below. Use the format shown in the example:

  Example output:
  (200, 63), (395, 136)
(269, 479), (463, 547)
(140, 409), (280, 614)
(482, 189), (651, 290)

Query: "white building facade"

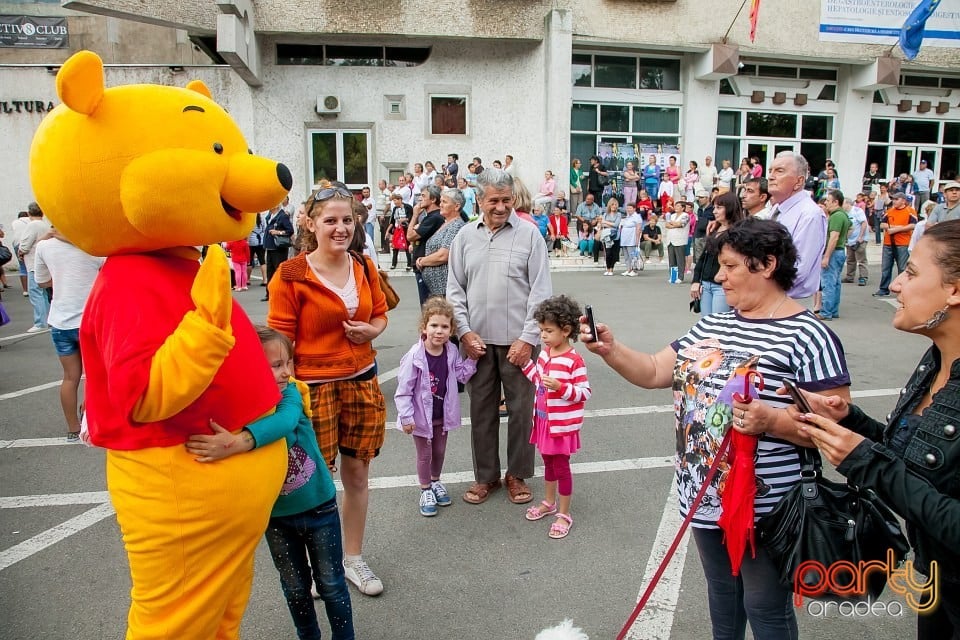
(2, 0), (958, 232)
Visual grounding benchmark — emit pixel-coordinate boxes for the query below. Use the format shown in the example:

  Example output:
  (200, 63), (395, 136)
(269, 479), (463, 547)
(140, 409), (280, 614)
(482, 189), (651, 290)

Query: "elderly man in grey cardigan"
(447, 168), (553, 505)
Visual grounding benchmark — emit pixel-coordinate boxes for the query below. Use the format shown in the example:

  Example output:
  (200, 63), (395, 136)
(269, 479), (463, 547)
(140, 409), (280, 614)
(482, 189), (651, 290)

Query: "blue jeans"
(264, 498), (354, 640)
(700, 281), (730, 317)
(27, 270), (50, 328)
(820, 249), (846, 319)
(692, 527), (798, 640)
(877, 244), (909, 294)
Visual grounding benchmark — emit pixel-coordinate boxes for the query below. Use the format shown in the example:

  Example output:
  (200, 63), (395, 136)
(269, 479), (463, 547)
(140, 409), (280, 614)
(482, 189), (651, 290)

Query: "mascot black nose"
(277, 163), (293, 191)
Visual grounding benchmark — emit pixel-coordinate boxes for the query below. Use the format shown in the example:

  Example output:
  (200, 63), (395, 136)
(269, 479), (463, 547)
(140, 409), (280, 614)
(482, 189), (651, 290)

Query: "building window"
(430, 96), (467, 135)
(595, 55), (637, 89)
(944, 123), (960, 146)
(746, 112), (798, 138)
(309, 130), (370, 188)
(570, 102), (680, 164)
(276, 44), (430, 66)
(893, 120), (940, 144)
(639, 60), (681, 91)
(600, 105), (630, 132)
(801, 115), (832, 141)
(572, 53), (592, 87)
(570, 52), (680, 91)
(869, 119), (891, 142)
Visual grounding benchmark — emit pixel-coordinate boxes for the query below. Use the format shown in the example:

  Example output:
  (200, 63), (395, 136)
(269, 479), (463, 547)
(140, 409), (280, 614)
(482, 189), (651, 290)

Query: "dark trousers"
(264, 499), (355, 640)
(415, 270), (431, 306)
(467, 343), (536, 484)
(604, 240), (621, 270)
(265, 248), (289, 287)
(693, 528), (798, 640)
(668, 244), (687, 281)
(391, 248), (411, 269)
(877, 244), (909, 294)
(591, 235), (603, 262)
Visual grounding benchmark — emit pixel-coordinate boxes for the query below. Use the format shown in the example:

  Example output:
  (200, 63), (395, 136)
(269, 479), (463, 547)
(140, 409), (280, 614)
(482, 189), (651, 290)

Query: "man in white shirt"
(16, 202), (53, 332)
(767, 151), (827, 300)
(699, 155), (719, 192)
(397, 173), (415, 207)
(503, 154), (516, 175)
(911, 159), (935, 210)
(33, 229), (105, 440)
(841, 197), (869, 286)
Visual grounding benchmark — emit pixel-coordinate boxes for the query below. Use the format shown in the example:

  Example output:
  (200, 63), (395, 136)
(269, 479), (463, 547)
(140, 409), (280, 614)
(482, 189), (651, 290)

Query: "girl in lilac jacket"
(395, 297), (477, 516)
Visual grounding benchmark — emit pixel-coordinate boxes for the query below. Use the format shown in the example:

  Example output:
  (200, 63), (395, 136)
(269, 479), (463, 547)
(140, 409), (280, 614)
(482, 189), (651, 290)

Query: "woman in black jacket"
(690, 191), (744, 317)
(791, 219), (960, 639)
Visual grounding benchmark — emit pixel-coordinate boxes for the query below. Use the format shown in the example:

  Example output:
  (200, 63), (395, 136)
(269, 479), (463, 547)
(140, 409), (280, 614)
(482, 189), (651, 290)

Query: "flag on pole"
(749, 0), (762, 42)
(900, 0), (943, 60)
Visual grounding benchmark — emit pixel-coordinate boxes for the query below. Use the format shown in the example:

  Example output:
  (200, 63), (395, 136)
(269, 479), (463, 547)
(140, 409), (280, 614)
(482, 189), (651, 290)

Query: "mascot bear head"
(29, 50), (291, 257)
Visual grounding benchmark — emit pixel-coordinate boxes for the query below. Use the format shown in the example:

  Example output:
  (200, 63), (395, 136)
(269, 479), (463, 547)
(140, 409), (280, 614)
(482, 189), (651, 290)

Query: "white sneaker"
(343, 558), (384, 596)
(25, 325), (49, 334)
(626, 271), (637, 277)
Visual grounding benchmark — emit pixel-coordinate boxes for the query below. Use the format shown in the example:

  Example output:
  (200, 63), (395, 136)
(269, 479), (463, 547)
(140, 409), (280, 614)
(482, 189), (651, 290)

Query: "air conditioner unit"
(317, 95), (341, 114)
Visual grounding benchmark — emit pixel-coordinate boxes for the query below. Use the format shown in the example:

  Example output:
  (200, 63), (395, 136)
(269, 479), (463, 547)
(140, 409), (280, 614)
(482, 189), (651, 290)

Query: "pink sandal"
(525, 500), (557, 521)
(549, 513), (573, 539)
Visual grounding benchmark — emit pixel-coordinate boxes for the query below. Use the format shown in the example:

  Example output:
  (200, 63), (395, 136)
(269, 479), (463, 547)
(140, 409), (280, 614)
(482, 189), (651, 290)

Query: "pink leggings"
(232, 261), (248, 289)
(542, 453), (572, 497)
(414, 421), (447, 486)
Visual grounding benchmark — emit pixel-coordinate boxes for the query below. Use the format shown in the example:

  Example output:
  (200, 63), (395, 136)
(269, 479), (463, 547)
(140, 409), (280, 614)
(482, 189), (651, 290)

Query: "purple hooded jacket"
(394, 339), (476, 438)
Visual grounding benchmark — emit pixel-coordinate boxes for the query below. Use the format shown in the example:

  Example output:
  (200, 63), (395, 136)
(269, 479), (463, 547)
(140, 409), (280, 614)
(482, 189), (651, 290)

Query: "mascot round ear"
(186, 80), (213, 100)
(56, 50), (104, 115)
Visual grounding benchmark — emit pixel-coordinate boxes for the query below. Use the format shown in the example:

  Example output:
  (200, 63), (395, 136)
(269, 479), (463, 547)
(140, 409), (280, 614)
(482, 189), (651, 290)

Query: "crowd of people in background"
(3, 145), (960, 640)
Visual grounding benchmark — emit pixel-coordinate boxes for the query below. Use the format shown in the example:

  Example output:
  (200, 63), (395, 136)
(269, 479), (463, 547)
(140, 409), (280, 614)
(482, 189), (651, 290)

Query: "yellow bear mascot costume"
(30, 50), (289, 639)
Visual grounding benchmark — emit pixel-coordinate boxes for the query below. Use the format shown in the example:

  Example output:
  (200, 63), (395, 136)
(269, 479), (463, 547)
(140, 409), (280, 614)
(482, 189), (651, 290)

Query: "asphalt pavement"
(0, 255), (930, 640)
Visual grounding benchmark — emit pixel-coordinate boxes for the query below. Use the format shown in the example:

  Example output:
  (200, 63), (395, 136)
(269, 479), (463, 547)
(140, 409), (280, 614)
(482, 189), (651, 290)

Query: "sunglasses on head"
(313, 183), (353, 201)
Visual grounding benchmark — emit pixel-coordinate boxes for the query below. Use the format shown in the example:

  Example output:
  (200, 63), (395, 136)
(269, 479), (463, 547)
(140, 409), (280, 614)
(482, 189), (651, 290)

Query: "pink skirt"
(530, 414), (581, 456)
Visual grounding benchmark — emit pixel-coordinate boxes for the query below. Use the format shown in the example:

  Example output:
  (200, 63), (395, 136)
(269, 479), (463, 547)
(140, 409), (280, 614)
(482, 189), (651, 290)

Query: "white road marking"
(0, 492), (110, 508)
(0, 503), (115, 571)
(626, 490), (686, 640)
(0, 380), (64, 401)
(0, 388), (901, 448)
(0, 331), (39, 343)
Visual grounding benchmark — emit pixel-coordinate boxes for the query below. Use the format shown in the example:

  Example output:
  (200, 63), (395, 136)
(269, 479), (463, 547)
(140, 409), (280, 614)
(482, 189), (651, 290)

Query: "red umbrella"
(718, 370), (763, 576)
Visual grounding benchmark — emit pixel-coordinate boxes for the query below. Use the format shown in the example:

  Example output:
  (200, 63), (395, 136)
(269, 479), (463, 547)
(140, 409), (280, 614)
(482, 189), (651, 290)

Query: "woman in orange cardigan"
(268, 182), (389, 597)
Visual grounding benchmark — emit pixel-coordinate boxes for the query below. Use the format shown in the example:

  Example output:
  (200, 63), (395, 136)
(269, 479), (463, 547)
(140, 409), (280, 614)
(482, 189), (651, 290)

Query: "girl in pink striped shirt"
(522, 295), (592, 539)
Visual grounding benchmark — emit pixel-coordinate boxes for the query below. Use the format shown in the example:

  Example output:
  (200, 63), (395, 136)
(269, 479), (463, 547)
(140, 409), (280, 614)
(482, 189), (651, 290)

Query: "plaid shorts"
(309, 377), (386, 466)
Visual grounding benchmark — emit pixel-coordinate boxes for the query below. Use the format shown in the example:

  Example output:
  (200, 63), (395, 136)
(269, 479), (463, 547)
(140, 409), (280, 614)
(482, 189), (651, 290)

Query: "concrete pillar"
(680, 54), (721, 168)
(834, 65), (874, 197)
(543, 9), (573, 192)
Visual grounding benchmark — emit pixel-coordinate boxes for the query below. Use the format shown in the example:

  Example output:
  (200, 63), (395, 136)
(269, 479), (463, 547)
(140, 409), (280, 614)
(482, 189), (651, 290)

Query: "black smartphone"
(782, 379), (814, 414)
(584, 305), (598, 343)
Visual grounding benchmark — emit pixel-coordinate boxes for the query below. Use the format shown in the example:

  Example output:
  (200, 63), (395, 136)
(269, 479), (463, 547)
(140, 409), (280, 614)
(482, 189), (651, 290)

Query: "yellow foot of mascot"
(30, 50), (291, 640)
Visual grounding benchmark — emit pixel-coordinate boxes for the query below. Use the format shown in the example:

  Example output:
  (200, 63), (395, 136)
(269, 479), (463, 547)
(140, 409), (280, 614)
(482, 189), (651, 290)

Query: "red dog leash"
(616, 429), (733, 640)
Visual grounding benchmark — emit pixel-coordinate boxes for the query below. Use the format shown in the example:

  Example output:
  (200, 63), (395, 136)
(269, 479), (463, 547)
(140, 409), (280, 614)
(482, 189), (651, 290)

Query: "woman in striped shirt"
(582, 218), (851, 640)
(521, 295), (592, 540)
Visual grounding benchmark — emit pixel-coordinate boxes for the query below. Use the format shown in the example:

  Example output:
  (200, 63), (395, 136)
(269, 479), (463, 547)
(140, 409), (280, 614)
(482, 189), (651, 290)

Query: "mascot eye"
(213, 143), (224, 154)
(248, 148), (253, 155)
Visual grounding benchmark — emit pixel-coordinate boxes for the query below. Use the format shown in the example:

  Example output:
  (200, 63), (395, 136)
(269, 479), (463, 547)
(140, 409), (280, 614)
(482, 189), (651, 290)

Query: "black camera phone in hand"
(782, 379), (814, 415)
(584, 305), (598, 343)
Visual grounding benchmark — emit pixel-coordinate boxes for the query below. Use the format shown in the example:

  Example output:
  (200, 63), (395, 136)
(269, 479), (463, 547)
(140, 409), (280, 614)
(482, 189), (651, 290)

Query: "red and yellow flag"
(749, 0), (761, 42)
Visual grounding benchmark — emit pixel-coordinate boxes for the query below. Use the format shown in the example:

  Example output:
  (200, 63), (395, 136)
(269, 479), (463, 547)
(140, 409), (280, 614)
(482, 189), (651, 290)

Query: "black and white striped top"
(670, 310), (850, 529)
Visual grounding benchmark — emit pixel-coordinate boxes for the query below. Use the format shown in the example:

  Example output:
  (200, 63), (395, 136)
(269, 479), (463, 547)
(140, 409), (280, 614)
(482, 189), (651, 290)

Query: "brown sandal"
(462, 480), (501, 504)
(504, 474), (533, 504)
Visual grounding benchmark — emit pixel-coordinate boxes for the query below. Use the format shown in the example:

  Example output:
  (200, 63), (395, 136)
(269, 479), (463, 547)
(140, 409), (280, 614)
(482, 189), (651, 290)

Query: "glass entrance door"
(746, 141), (796, 175)
(890, 147), (915, 179)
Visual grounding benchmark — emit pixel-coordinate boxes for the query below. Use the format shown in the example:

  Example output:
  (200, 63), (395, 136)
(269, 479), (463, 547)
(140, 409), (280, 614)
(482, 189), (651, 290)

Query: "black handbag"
(755, 446), (909, 599)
